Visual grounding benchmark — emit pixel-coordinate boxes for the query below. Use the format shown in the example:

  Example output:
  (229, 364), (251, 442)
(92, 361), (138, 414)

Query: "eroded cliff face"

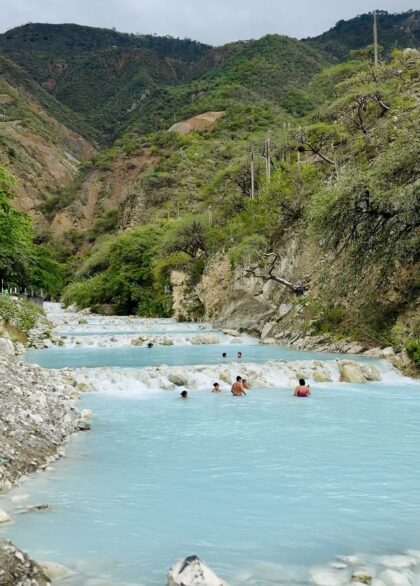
(50, 151), (158, 237)
(195, 238), (315, 336)
(0, 81), (95, 229)
(170, 239), (417, 371)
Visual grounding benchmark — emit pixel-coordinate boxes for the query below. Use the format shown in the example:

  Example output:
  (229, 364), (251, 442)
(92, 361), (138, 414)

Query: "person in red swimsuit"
(294, 378), (311, 397)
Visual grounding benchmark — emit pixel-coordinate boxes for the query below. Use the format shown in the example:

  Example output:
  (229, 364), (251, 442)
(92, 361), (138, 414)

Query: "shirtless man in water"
(231, 376), (246, 396)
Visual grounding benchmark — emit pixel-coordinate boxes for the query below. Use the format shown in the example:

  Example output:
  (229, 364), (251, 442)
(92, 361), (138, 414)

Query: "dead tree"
(294, 129), (335, 165)
(245, 252), (308, 295)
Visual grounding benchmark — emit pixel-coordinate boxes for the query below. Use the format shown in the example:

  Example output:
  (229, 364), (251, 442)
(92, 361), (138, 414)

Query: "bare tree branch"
(245, 252), (308, 295)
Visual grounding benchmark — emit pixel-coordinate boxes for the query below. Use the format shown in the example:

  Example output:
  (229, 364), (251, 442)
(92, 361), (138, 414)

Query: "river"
(1, 303), (420, 586)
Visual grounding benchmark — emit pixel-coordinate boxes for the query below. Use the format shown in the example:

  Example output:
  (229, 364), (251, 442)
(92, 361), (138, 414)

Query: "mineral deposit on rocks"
(0, 353), (82, 489)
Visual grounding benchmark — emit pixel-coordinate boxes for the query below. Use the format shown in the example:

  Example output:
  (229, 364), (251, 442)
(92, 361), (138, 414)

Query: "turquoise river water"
(1, 304), (420, 586)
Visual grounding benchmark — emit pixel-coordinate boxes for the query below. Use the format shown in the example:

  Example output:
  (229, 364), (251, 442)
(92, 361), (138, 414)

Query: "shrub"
(405, 340), (420, 368)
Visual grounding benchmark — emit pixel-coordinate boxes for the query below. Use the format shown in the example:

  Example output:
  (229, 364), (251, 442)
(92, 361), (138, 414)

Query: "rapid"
(1, 303), (420, 586)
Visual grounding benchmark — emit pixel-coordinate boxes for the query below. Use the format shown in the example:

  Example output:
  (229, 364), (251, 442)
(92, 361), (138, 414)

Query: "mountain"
(306, 10), (420, 60)
(0, 11), (418, 358)
(1, 12), (418, 142)
(0, 52), (95, 227)
(0, 24), (212, 141)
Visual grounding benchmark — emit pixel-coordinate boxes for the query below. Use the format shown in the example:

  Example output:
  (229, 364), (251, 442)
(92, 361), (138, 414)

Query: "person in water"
(242, 379), (251, 390)
(231, 376), (246, 396)
(212, 382), (221, 393)
(180, 390), (188, 399)
(222, 352), (227, 360)
(294, 378), (311, 397)
(147, 341), (153, 348)
(237, 351), (243, 361)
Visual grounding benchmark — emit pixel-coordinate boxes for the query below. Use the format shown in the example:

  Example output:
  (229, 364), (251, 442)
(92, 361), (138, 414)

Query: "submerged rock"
(40, 560), (75, 581)
(168, 555), (229, 586)
(310, 567), (348, 586)
(352, 568), (375, 584)
(379, 569), (411, 586)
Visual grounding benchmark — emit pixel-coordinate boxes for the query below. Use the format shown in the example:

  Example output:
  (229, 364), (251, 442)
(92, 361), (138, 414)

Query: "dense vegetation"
(59, 49), (419, 352)
(2, 12), (418, 141)
(0, 12), (419, 357)
(0, 166), (64, 296)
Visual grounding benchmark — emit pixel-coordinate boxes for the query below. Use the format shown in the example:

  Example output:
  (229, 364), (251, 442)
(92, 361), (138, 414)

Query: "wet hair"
(236, 376), (242, 381)
(237, 352), (242, 356)
(299, 378), (305, 386)
(180, 390), (188, 398)
(222, 352), (227, 357)
(147, 342), (153, 348)
(213, 382), (219, 387)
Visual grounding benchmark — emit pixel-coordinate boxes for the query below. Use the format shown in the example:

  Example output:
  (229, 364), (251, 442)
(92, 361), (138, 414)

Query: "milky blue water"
(2, 310), (420, 586)
(58, 329), (211, 337)
(26, 344), (372, 370)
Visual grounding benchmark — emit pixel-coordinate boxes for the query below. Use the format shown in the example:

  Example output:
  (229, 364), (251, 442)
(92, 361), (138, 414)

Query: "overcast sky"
(0, 0), (418, 45)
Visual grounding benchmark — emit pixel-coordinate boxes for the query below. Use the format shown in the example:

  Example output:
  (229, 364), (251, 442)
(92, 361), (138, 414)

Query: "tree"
(0, 167), (35, 285)
(245, 252), (309, 295)
(161, 216), (209, 258)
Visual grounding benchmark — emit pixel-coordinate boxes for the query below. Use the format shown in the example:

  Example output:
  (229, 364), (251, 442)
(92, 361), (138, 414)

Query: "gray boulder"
(0, 337), (14, 357)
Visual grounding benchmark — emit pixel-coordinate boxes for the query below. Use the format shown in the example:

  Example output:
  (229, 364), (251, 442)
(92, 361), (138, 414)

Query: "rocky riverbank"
(0, 352), (84, 495)
(0, 540), (49, 585)
(0, 300), (90, 583)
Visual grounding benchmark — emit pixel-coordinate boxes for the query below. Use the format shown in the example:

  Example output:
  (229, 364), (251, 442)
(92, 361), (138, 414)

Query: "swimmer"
(237, 351), (242, 361)
(222, 352), (227, 360)
(180, 390), (188, 399)
(147, 341), (153, 348)
(212, 382), (221, 393)
(231, 376), (246, 396)
(293, 378), (311, 397)
(242, 379), (251, 390)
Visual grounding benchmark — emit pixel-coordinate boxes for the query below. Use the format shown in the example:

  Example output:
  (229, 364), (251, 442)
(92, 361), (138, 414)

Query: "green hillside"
(306, 10), (420, 60)
(61, 49), (420, 350)
(0, 52), (99, 143)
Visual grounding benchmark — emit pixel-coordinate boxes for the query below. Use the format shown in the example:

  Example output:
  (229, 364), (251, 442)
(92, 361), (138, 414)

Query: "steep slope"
(0, 53), (95, 227)
(306, 10), (420, 60)
(61, 49), (420, 361)
(0, 23), (212, 140)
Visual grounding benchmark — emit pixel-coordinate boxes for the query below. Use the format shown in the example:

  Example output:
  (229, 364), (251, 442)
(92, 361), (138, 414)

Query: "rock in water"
(191, 334), (220, 345)
(0, 509), (11, 524)
(360, 365), (381, 382)
(168, 368), (189, 386)
(40, 560), (75, 581)
(223, 329), (240, 337)
(168, 555), (229, 586)
(338, 361), (367, 383)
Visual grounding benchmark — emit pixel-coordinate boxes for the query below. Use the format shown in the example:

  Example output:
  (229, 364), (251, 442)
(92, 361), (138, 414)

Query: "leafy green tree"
(0, 167), (35, 285)
(160, 216), (209, 258)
